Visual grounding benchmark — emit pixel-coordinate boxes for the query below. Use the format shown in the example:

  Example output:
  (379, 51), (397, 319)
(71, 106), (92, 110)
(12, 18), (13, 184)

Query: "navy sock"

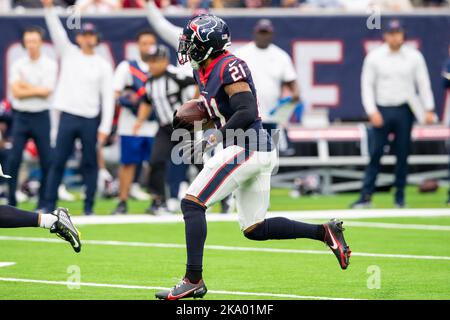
(181, 198), (207, 283)
(245, 217), (325, 241)
(0, 205), (39, 228)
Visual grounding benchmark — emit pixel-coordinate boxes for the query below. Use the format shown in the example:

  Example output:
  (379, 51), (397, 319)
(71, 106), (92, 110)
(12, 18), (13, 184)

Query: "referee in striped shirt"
(133, 44), (196, 214)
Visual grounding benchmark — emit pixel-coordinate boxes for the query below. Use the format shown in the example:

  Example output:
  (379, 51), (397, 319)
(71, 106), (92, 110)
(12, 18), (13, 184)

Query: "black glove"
(180, 135), (218, 164)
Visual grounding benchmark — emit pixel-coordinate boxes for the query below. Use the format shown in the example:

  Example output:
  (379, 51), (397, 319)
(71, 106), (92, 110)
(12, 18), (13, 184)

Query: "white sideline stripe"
(70, 209), (450, 226)
(0, 277), (358, 300)
(342, 221), (450, 231)
(0, 262), (16, 268)
(1, 236), (449, 261)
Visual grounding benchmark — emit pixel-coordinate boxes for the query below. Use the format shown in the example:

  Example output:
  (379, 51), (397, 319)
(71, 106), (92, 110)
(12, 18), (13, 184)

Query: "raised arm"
(146, 0), (183, 50)
(42, 0), (74, 57)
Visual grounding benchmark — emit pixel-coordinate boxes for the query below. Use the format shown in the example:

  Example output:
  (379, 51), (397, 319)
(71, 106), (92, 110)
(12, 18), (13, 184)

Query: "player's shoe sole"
(155, 278), (207, 300)
(323, 219), (351, 269)
(50, 208), (82, 253)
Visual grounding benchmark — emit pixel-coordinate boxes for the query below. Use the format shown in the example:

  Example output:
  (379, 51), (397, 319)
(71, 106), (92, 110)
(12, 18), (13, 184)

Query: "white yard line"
(0, 277), (358, 300)
(1, 236), (449, 261)
(341, 221), (450, 231)
(70, 209), (450, 226)
(0, 262), (15, 268)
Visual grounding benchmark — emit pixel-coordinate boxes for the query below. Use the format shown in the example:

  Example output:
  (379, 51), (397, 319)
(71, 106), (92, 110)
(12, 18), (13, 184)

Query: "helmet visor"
(177, 35), (192, 65)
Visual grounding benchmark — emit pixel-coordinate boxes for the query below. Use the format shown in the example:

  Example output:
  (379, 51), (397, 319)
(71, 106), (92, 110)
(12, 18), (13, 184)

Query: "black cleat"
(323, 219), (351, 270)
(146, 200), (169, 216)
(50, 208), (82, 253)
(350, 198), (371, 209)
(155, 278), (207, 300)
(111, 201), (128, 215)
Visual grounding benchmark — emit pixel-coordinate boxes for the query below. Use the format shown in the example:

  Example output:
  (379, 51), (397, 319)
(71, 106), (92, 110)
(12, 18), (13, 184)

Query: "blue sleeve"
(220, 58), (252, 86)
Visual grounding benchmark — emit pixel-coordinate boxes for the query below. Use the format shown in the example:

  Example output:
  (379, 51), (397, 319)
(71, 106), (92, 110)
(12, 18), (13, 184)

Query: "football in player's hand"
(174, 99), (212, 131)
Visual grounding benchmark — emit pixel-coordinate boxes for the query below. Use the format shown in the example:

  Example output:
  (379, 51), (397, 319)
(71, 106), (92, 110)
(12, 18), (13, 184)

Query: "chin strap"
(190, 47), (214, 70)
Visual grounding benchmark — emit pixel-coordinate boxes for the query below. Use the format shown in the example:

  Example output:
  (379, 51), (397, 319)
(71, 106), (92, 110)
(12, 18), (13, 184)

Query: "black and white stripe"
(143, 66), (196, 126)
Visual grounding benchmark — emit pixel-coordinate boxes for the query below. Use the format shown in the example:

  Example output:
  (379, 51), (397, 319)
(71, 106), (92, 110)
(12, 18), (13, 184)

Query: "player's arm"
(11, 81), (52, 99)
(361, 54), (383, 128)
(133, 90), (153, 135)
(9, 63), (52, 99)
(221, 81), (258, 135)
(415, 53), (435, 124)
(42, 0), (74, 56)
(145, 0), (182, 50)
(282, 80), (300, 102)
(281, 53), (300, 102)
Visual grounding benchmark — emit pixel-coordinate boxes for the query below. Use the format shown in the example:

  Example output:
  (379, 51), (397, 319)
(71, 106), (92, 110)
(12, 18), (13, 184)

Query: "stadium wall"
(0, 13), (449, 121)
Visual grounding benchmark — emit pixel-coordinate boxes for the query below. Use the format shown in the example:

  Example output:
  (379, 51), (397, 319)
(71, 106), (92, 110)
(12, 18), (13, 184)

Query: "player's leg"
(147, 126), (172, 214)
(351, 116), (391, 208)
(113, 136), (139, 215)
(0, 205), (81, 252)
(166, 161), (188, 211)
(79, 117), (99, 214)
(30, 110), (52, 211)
(155, 145), (252, 300)
(238, 174), (325, 242)
(392, 106), (414, 207)
(238, 150), (351, 269)
(45, 113), (78, 212)
(6, 113), (29, 207)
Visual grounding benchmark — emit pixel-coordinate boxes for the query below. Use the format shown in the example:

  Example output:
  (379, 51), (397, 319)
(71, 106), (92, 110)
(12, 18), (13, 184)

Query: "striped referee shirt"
(142, 65), (196, 126)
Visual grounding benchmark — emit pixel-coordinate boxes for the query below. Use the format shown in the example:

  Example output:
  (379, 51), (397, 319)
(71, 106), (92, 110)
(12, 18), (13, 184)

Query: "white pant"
(186, 145), (278, 230)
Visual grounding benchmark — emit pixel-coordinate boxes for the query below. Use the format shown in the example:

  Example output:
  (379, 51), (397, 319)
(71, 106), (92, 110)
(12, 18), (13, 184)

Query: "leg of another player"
(114, 164), (135, 214)
(0, 205), (82, 253)
(0, 205), (56, 228)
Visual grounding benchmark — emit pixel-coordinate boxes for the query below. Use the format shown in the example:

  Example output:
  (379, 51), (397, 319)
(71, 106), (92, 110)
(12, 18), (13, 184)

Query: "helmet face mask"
(178, 14), (231, 70)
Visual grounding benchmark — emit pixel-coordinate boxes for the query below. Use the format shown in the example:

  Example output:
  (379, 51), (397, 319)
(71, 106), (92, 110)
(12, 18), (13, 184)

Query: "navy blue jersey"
(443, 58), (450, 89)
(193, 51), (272, 151)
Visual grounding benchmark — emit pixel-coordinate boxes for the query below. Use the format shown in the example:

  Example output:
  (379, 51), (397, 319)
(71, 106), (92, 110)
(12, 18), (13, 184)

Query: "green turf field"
(13, 185), (450, 215)
(0, 187), (449, 300)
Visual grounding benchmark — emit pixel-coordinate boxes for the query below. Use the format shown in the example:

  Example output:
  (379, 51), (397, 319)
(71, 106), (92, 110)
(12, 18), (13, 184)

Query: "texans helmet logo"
(189, 17), (218, 42)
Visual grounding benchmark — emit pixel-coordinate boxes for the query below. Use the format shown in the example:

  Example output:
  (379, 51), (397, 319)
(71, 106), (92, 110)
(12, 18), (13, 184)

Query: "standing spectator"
(7, 26), (57, 211)
(235, 19), (299, 156)
(75, 0), (121, 12)
(351, 19), (435, 209)
(442, 47), (450, 204)
(133, 44), (196, 214)
(111, 29), (158, 215)
(0, 1), (12, 11)
(42, 0), (114, 215)
(0, 99), (13, 202)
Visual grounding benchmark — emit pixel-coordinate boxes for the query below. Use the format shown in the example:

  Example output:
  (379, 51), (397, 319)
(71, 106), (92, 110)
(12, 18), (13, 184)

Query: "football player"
(155, 14), (351, 300)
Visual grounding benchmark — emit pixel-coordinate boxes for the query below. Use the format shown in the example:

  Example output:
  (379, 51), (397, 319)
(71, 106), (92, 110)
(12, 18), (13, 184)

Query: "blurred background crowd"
(1, 0), (449, 12)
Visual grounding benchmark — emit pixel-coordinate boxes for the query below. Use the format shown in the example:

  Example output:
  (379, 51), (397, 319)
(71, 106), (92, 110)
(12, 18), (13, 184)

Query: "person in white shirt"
(42, 0), (114, 215)
(111, 29), (158, 215)
(75, 0), (121, 13)
(235, 19), (299, 156)
(351, 19), (435, 209)
(7, 26), (57, 210)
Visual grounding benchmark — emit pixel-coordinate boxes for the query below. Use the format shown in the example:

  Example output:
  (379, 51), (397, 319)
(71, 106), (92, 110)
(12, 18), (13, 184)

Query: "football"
(176, 99), (209, 124)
